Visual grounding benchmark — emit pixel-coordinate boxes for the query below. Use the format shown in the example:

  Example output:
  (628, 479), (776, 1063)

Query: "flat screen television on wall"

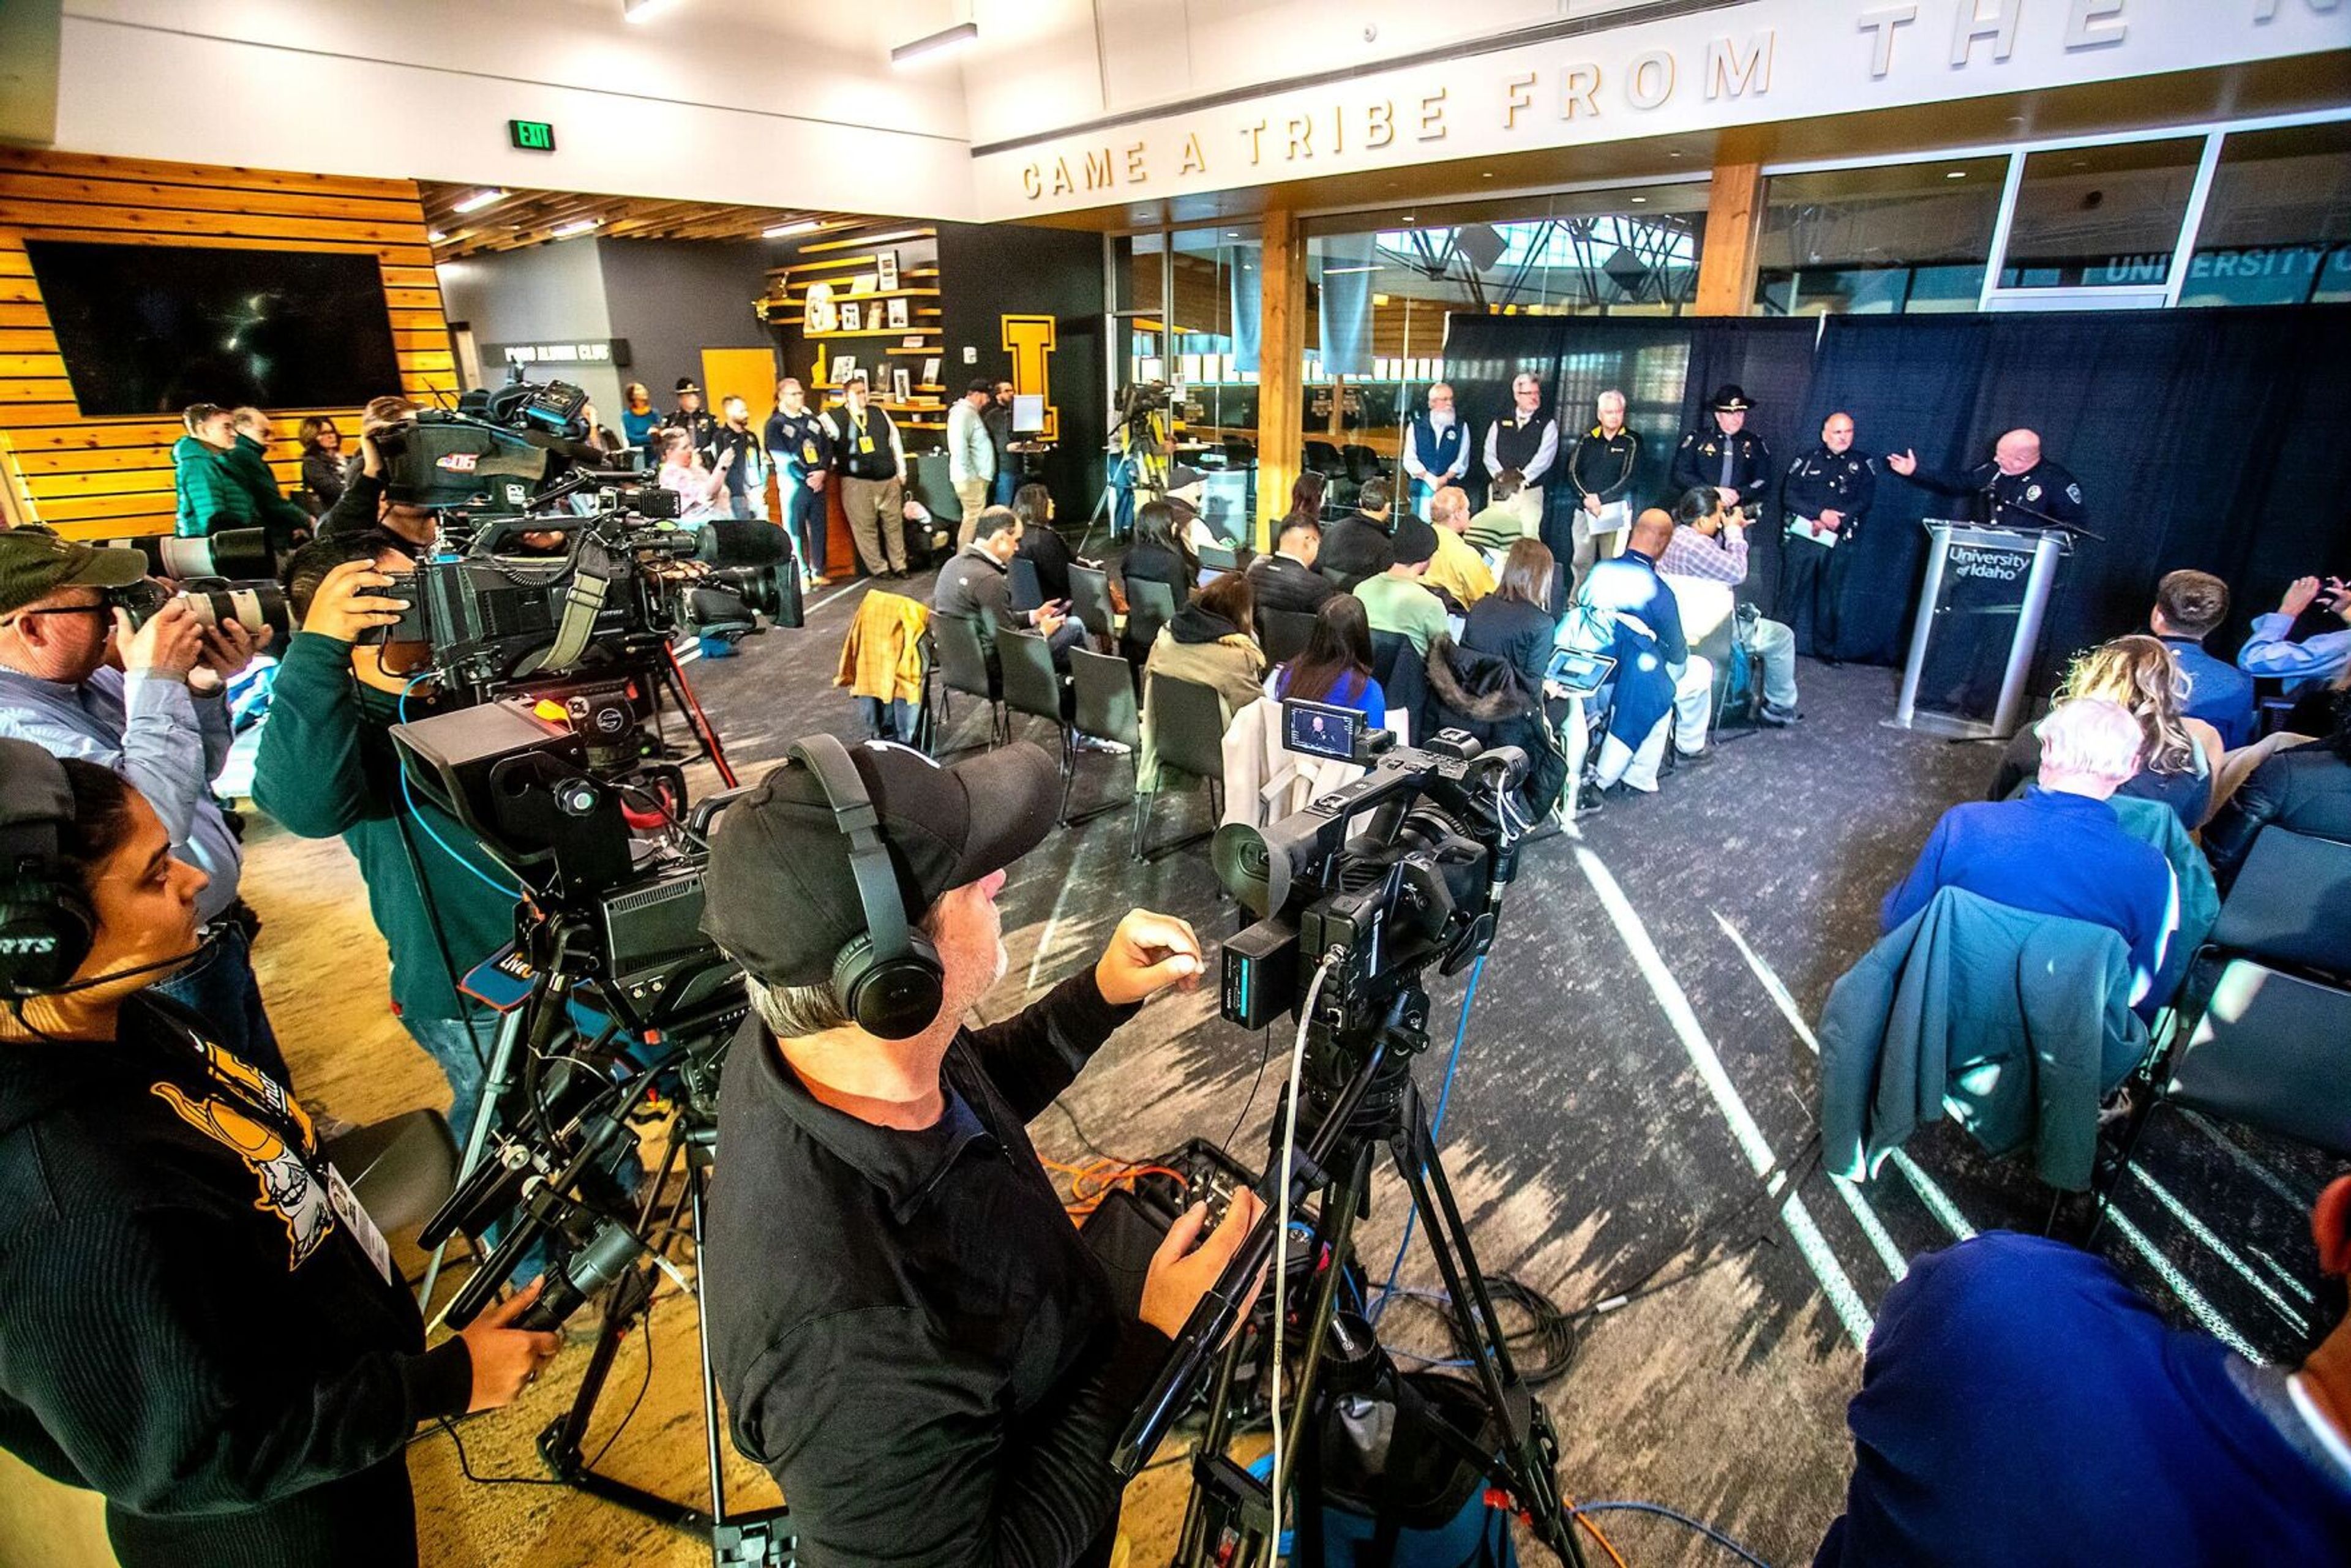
(25, 240), (405, 418)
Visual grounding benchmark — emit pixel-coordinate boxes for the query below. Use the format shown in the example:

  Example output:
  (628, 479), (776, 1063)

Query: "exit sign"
(508, 119), (557, 152)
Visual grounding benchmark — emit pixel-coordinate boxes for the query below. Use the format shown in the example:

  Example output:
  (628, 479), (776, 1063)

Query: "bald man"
(1886, 428), (2087, 533)
(1780, 411), (1878, 662)
(1572, 506), (1716, 794)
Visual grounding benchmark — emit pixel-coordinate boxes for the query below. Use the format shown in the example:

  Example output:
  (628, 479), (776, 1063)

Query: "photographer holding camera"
(0, 530), (287, 1081)
(0, 743), (558, 1567)
(700, 737), (1262, 1567)
(251, 533), (514, 1154)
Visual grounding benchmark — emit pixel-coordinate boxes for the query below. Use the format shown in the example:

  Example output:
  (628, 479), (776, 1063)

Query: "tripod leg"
(690, 1153), (730, 1557)
(1264, 1139), (1375, 1568)
(420, 1002), (531, 1312)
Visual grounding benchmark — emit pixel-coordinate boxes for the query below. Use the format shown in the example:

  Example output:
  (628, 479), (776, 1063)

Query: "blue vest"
(1409, 412), (1465, 482)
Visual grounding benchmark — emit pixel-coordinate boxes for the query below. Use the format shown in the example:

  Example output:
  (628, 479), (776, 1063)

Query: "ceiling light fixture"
(552, 219), (601, 238)
(427, 230), (449, 243)
(623, 0), (680, 21)
(891, 20), (977, 66)
(450, 189), (508, 214)
(764, 219), (821, 238)
(1946, 170), (1967, 179)
(1630, 196), (1648, 204)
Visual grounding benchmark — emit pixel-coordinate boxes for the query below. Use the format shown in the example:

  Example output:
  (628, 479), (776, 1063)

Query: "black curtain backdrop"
(1443, 306), (2351, 686)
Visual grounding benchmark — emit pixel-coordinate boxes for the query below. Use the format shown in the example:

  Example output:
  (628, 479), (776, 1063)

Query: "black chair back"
(1198, 542), (1239, 575)
(2168, 959), (2351, 1159)
(1304, 440), (1346, 478)
(997, 629), (1065, 727)
(931, 613), (998, 702)
(1146, 674), (1228, 784)
(1127, 577), (1179, 651)
(1008, 556), (1044, 614)
(1070, 648), (1140, 748)
(2209, 828), (2351, 981)
(1258, 608), (1318, 666)
(1068, 565), (1116, 640)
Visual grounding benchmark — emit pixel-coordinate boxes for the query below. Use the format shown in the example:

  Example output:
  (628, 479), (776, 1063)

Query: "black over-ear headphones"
(0, 741), (97, 996)
(789, 735), (946, 1041)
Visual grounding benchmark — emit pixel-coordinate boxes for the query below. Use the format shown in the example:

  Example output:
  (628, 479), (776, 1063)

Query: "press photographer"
(0, 744), (557, 1568)
(699, 736), (1263, 1567)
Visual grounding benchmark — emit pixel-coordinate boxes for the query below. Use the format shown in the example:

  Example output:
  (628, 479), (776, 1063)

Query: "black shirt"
(765, 408), (835, 479)
(705, 972), (1170, 1567)
(1246, 552), (1339, 617)
(1900, 456), (2088, 531)
(1461, 594), (1556, 696)
(1318, 513), (1395, 591)
(0, 996), (471, 1566)
(1670, 424), (1773, 509)
(713, 424), (763, 500)
(1565, 426), (1640, 505)
(1781, 444), (1878, 535)
(670, 406), (721, 464)
(1016, 523), (1080, 604)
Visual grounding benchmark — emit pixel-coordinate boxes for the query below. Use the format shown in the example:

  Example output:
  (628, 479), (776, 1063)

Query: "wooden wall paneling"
(0, 149), (455, 539)
(1694, 159), (1764, 317)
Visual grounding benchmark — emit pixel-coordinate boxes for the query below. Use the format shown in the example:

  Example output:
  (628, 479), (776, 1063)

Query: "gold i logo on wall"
(1000, 315), (1057, 440)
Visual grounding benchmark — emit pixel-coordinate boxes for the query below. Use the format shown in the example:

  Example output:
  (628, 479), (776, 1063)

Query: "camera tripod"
(1122, 980), (1586, 1568)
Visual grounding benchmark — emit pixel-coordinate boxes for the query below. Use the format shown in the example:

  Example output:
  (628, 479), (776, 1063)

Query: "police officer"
(1565, 388), (1641, 579)
(1670, 385), (1772, 521)
(669, 377), (721, 465)
(764, 376), (834, 588)
(1779, 411), (1877, 663)
(1886, 428), (2087, 533)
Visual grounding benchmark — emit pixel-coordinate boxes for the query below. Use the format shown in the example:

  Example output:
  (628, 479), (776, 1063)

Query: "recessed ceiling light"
(1481, 171), (1493, 179)
(1630, 196), (1648, 204)
(552, 219), (601, 237)
(763, 220), (820, 238)
(891, 20), (978, 66)
(451, 189), (508, 214)
(1946, 170), (1967, 179)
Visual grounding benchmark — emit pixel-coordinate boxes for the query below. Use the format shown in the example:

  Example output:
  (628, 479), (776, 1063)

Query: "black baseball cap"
(1390, 513), (1439, 568)
(0, 528), (149, 617)
(700, 739), (1059, 988)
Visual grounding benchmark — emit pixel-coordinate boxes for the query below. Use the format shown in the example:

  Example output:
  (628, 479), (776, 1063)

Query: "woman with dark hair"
(0, 746), (558, 1568)
(1116, 499), (1197, 661)
(1011, 482), (1077, 602)
(1463, 539), (1560, 696)
(1289, 470), (1329, 529)
(297, 417), (346, 513)
(1139, 571), (1263, 790)
(1269, 591), (1388, 725)
(619, 381), (662, 464)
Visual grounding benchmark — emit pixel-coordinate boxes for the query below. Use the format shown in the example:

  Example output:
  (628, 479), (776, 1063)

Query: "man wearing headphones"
(700, 736), (1262, 1566)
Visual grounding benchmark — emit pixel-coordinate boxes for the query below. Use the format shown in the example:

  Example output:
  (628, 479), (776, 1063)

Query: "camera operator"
(0, 530), (287, 1081)
(318, 397), (433, 549)
(0, 744), (558, 1568)
(700, 737), (1263, 1567)
(250, 533), (512, 1153)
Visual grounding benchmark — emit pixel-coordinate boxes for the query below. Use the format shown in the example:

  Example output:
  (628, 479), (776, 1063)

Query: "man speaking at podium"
(1885, 428), (2088, 533)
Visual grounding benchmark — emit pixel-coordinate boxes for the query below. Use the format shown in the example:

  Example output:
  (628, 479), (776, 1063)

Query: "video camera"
(1211, 700), (1528, 1072)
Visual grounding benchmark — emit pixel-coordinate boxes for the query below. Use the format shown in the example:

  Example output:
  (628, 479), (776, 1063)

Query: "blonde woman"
(1989, 634), (2223, 828)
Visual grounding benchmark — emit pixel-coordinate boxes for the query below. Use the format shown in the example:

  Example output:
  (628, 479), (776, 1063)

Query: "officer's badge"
(2066, 484), (2082, 503)
(2027, 484), (2042, 501)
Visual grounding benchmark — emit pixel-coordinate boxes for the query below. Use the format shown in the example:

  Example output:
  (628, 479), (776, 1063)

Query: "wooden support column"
(1255, 208), (1307, 550)
(1693, 159), (1764, 317)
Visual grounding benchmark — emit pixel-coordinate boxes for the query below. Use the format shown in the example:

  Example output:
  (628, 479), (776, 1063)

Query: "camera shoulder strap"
(513, 536), (620, 677)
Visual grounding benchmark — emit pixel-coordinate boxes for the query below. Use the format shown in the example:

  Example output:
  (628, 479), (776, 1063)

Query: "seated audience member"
(2202, 688), (2351, 893)
(1884, 697), (2176, 1018)
(1144, 570), (1264, 721)
(698, 739), (1260, 1564)
(1268, 592), (1388, 725)
(227, 408), (313, 554)
(255, 535), (515, 1150)
(298, 416), (347, 514)
(2239, 573), (2351, 697)
(2150, 569), (2255, 748)
(1987, 636), (2223, 830)
(1462, 539), (1559, 697)
(170, 405), (250, 539)
(934, 506), (1079, 667)
(1011, 484), (1079, 604)
(1580, 508), (1715, 779)
(1318, 479), (1397, 591)
(0, 745), (558, 1568)
(1465, 469), (1537, 554)
(1116, 500), (1198, 660)
(1817, 1178), (2351, 1567)
(1659, 486), (1801, 726)
(657, 427), (732, 523)
(1352, 514), (1449, 658)
(0, 531), (283, 1079)
(1289, 470), (1330, 530)
(1245, 515), (1338, 617)
(1423, 486), (1496, 609)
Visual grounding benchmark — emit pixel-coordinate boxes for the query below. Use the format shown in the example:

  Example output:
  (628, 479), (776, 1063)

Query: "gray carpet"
(677, 569), (2334, 1566)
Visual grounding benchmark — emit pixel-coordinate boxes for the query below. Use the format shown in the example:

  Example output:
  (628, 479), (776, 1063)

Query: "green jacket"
(223, 434), (313, 544)
(1820, 885), (2151, 1192)
(2108, 793), (2219, 1010)
(171, 436), (253, 537)
(250, 632), (517, 1022)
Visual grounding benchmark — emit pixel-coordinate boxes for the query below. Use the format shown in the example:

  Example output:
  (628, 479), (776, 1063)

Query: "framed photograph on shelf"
(876, 251), (899, 291)
(885, 297), (909, 330)
(831, 354), (857, 386)
(804, 282), (837, 334)
(921, 356), (941, 386)
(841, 301), (863, 332)
(893, 367), (911, 403)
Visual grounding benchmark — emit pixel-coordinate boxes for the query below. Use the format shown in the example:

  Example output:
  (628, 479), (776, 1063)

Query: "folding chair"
(1008, 555), (1045, 615)
(1067, 647), (1141, 825)
(1135, 673), (1227, 861)
(928, 613), (1005, 753)
(1258, 608), (1318, 667)
(1068, 564), (1117, 646)
(1125, 577), (1179, 655)
(997, 628), (1070, 775)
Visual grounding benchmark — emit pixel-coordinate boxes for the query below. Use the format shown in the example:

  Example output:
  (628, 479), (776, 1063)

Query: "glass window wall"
(2180, 121), (2351, 307)
(1754, 157), (2007, 315)
(1998, 137), (2205, 290)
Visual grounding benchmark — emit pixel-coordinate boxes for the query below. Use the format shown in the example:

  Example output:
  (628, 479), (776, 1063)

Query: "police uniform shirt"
(671, 406), (721, 463)
(1783, 445), (1878, 537)
(1670, 425), (1773, 508)
(1903, 456), (2088, 531)
(765, 407), (833, 480)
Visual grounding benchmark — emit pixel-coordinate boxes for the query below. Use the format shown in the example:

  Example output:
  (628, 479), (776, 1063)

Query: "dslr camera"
(99, 528), (293, 644)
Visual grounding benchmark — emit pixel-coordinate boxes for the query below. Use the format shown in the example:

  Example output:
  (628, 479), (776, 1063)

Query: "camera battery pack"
(1221, 915), (1299, 1032)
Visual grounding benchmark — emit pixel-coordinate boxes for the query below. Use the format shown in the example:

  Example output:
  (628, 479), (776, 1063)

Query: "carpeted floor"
(9, 555), (2328, 1568)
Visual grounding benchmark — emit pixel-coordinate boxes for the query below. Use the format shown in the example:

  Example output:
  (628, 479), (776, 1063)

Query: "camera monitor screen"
(1282, 699), (1364, 763)
(1011, 393), (1046, 433)
(25, 239), (404, 417)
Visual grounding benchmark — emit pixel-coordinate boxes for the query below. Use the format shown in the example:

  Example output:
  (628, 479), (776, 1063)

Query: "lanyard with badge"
(155, 1013), (398, 1286)
(852, 411), (876, 458)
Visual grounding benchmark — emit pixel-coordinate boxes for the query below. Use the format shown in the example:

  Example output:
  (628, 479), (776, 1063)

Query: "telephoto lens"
(174, 577), (293, 642)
